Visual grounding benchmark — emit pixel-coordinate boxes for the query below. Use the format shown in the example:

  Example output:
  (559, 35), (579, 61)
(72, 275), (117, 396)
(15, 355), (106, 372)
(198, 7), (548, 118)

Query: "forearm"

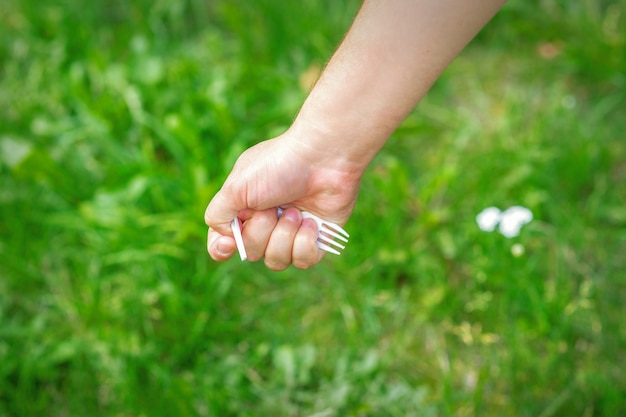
(291, 0), (506, 171)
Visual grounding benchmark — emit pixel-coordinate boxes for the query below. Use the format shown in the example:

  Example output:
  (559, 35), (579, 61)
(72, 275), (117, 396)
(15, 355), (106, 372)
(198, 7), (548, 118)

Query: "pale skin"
(204, 0), (507, 271)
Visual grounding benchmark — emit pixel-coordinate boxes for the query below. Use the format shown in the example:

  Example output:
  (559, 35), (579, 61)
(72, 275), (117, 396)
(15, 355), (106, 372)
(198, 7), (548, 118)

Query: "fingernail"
(216, 240), (230, 256)
(283, 208), (301, 223)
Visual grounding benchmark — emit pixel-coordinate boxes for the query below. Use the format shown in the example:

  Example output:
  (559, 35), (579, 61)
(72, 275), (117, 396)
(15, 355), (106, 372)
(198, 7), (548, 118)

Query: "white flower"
(498, 206), (533, 238)
(476, 205), (533, 238)
(476, 207), (502, 232)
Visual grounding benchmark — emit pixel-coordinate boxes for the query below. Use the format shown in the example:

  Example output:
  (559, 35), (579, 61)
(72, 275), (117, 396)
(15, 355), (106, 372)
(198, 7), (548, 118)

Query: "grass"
(1, 0), (625, 415)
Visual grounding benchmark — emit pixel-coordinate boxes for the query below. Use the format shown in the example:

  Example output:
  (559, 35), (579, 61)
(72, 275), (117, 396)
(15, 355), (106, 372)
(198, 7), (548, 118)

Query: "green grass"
(1, 0), (625, 416)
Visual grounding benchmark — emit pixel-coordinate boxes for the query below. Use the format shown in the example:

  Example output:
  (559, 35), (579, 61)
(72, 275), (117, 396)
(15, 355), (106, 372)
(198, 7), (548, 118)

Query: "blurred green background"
(1, 0), (625, 415)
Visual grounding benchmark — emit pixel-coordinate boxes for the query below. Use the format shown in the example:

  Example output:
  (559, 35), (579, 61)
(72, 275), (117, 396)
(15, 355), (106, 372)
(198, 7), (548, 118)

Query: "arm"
(293, 0), (506, 171)
(204, 0), (506, 270)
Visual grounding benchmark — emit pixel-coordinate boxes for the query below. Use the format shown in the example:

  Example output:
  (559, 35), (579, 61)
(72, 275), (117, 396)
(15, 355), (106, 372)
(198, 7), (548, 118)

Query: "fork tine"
(300, 212), (350, 238)
(318, 227), (349, 243)
(317, 241), (342, 255)
(321, 222), (350, 238)
(318, 233), (346, 249)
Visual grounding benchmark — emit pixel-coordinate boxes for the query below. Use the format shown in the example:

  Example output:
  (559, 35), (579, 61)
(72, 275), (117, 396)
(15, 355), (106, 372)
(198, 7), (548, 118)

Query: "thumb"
(204, 188), (241, 236)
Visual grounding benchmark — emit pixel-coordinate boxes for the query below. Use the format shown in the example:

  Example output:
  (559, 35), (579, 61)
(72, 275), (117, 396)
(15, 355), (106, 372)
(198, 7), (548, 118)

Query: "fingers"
(241, 208), (279, 262)
(207, 228), (237, 261)
(264, 208), (303, 271)
(204, 189), (240, 236)
(207, 207), (323, 270)
(292, 218), (322, 269)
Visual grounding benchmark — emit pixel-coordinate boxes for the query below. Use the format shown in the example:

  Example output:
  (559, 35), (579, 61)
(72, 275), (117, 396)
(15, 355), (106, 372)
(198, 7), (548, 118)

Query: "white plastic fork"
(230, 208), (349, 261)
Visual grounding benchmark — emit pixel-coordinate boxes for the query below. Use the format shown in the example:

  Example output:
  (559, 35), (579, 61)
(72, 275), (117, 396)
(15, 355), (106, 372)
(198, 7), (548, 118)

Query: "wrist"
(288, 106), (391, 174)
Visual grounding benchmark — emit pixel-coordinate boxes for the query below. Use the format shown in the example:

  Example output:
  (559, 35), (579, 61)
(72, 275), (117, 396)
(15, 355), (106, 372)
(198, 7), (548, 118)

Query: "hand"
(204, 128), (363, 270)
(204, 0), (506, 270)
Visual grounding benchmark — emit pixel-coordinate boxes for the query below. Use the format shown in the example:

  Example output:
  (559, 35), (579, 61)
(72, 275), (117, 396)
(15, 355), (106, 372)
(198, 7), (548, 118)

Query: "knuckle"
(292, 251), (318, 270)
(246, 253), (263, 262)
(264, 259), (288, 271)
(293, 259), (315, 270)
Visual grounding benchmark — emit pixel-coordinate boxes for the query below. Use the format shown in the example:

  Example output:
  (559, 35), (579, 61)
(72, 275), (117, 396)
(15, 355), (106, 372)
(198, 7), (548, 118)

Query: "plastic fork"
(230, 208), (349, 261)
